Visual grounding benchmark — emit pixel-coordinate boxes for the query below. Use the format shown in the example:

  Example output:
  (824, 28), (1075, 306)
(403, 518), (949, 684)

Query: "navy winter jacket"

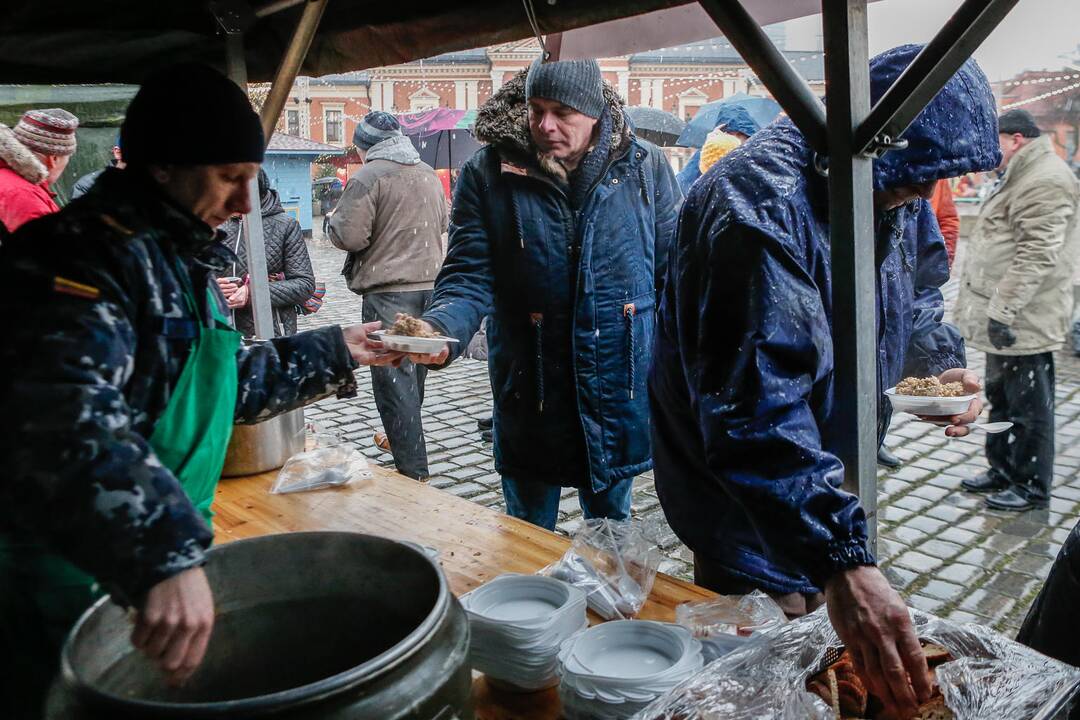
(423, 73), (681, 492)
(649, 45), (1002, 593)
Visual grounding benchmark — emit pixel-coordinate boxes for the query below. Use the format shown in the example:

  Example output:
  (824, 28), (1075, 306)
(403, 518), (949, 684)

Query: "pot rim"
(60, 531), (451, 717)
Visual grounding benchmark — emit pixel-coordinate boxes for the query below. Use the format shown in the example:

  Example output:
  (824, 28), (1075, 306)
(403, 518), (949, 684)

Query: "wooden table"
(213, 465), (716, 719)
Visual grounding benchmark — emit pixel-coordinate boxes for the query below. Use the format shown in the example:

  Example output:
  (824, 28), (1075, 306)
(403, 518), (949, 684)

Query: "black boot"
(877, 447), (901, 468)
(477, 415), (493, 431)
(986, 487), (1039, 511)
(961, 472), (1009, 494)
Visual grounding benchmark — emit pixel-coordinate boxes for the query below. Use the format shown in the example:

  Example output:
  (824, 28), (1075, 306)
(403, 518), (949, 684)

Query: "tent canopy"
(0, 0), (862, 85)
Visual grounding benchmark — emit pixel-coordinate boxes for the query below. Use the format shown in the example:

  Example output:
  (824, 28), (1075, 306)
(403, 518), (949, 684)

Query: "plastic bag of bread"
(634, 606), (1080, 720)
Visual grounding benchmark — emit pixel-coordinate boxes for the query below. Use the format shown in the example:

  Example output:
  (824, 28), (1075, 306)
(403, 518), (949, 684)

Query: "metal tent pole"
(259, 0), (328, 144)
(822, 0), (878, 549)
(225, 32), (275, 340)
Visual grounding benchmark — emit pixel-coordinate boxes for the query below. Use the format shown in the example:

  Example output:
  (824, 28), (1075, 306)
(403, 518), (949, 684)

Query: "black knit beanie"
(997, 109), (1041, 138)
(122, 63), (265, 166)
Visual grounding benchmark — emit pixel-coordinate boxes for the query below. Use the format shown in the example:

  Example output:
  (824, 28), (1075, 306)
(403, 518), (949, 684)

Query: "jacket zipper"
(624, 303), (636, 400)
(530, 312), (545, 414)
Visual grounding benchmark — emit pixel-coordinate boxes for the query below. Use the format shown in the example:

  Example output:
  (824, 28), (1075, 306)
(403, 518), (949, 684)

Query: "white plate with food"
(885, 376), (976, 416)
(369, 313), (459, 354)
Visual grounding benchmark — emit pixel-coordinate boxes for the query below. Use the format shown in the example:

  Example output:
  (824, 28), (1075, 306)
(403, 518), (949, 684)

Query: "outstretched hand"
(915, 368), (983, 437)
(342, 321), (404, 367)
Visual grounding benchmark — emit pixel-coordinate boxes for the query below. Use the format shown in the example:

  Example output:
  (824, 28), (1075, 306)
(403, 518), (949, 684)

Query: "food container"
(369, 331), (459, 354)
(884, 386), (977, 417)
(221, 407), (305, 477)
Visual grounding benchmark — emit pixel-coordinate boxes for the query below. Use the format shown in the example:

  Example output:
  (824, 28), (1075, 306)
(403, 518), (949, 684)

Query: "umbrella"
(409, 128), (484, 171)
(397, 108), (479, 134)
(677, 94), (782, 148)
(624, 106), (686, 147)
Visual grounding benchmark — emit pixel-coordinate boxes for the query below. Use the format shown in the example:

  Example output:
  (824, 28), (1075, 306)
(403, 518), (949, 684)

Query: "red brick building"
(995, 68), (1080, 171)
(279, 36), (824, 152)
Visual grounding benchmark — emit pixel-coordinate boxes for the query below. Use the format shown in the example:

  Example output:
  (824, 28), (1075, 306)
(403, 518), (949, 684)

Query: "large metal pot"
(220, 408), (305, 477)
(47, 532), (473, 719)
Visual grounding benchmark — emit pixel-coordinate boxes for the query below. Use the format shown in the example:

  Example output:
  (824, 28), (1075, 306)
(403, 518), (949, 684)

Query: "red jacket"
(0, 161), (59, 233)
(930, 179), (960, 268)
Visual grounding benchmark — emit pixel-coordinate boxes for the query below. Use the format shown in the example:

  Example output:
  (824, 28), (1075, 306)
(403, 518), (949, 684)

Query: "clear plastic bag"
(675, 590), (788, 663)
(540, 517), (662, 620)
(271, 431), (372, 494)
(635, 606), (1080, 720)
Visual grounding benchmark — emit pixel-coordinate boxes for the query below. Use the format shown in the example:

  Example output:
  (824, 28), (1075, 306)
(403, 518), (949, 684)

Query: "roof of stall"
(0, 0), (697, 84)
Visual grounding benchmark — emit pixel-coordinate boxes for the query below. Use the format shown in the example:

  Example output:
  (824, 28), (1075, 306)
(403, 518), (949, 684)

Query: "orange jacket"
(930, 179), (960, 268)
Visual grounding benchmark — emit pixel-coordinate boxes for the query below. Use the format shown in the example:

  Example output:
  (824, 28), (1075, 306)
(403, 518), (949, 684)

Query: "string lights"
(1000, 79), (1080, 110)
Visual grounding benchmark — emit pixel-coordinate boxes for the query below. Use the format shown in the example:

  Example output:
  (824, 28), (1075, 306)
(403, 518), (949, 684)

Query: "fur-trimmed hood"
(0, 124), (48, 185)
(474, 69), (630, 180)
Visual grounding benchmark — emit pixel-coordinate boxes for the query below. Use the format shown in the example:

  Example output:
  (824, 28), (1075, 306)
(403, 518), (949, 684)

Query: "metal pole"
(254, 0), (307, 18)
(854, 0), (1019, 154)
(225, 33), (275, 340)
(822, 0), (878, 549)
(259, 0), (328, 144)
(698, 0), (828, 154)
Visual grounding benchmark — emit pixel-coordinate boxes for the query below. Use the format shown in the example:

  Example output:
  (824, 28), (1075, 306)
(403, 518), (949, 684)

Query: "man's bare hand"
(131, 567), (215, 687)
(342, 321), (404, 367)
(402, 320), (451, 365)
(825, 566), (932, 719)
(915, 368), (983, 437)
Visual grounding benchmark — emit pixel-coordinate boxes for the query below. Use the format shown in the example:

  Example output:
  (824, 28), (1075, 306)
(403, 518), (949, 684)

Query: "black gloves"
(987, 319), (1017, 350)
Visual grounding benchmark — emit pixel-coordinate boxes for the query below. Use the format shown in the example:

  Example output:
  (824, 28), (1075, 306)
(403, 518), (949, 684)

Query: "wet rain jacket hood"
(650, 45), (1001, 594)
(423, 70), (681, 492)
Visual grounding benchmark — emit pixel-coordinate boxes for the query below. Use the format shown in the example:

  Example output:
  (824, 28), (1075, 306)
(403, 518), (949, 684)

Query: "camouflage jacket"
(0, 168), (358, 604)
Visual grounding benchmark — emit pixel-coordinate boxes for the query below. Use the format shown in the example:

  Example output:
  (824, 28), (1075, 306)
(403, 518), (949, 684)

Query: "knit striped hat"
(14, 108), (79, 156)
(353, 111), (401, 150)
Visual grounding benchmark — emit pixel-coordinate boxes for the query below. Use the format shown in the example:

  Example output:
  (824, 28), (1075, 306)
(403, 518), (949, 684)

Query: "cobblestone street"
(299, 225), (1080, 637)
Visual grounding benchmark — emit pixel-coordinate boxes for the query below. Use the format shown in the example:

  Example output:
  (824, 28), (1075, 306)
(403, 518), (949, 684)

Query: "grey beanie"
(525, 59), (605, 118)
(353, 111), (401, 150)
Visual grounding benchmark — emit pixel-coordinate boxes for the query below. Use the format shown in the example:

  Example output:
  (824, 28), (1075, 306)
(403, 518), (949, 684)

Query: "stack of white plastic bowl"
(557, 620), (704, 719)
(460, 574), (588, 691)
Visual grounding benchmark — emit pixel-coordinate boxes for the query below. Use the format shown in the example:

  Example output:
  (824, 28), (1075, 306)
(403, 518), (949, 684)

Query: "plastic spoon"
(967, 421), (1013, 434)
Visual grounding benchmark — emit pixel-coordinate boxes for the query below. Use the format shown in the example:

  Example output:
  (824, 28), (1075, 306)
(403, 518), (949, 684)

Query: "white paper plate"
(884, 386), (976, 416)
(368, 331), (458, 354)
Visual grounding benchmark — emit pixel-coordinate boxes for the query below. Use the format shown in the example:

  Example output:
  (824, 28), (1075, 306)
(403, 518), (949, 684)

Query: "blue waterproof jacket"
(424, 73), (681, 492)
(649, 45), (1002, 593)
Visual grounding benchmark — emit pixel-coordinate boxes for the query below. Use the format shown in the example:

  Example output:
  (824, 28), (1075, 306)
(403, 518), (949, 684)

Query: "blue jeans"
(501, 476), (634, 531)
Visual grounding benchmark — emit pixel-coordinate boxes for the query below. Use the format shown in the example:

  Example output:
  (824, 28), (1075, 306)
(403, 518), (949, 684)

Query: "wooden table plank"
(212, 466), (716, 719)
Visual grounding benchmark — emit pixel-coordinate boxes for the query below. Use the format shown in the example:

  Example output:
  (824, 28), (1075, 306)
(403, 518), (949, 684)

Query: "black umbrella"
(624, 106), (686, 147)
(408, 129), (484, 170)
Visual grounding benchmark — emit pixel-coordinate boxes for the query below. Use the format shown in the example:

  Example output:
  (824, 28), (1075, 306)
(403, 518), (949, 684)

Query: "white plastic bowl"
(884, 387), (976, 417)
(566, 621), (685, 679)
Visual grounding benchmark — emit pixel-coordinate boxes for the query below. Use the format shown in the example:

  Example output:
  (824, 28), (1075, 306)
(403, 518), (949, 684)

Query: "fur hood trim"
(474, 69), (629, 180)
(0, 124), (47, 185)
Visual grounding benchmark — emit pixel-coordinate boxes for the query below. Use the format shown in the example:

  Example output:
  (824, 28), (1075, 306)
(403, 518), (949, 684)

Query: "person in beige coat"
(329, 111), (448, 479)
(955, 109), (1080, 511)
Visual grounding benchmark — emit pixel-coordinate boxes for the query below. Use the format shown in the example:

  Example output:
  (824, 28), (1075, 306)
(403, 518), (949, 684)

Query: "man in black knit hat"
(0, 63), (401, 718)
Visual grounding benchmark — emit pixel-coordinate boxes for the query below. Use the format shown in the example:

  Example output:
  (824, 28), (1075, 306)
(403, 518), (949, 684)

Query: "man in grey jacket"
(956, 109), (1080, 511)
(329, 111), (448, 479)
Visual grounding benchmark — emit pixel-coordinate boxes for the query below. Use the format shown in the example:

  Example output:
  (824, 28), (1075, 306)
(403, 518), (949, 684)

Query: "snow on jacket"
(220, 187), (316, 337)
(955, 135), (1080, 355)
(0, 123), (59, 232)
(0, 167), (359, 605)
(328, 134), (447, 295)
(649, 45), (1002, 594)
(422, 71), (681, 491)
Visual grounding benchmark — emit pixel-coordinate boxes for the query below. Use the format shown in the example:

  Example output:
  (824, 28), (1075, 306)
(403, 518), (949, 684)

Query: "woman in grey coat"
(218, 169), (316, 337)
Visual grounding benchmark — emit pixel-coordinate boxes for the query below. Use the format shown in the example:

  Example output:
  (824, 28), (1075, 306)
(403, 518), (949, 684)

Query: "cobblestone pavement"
(299, 223), (1079, 636)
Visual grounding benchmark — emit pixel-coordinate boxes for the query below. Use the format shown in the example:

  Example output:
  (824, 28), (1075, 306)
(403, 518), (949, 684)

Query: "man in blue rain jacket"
(650, 45), (1001, 716)
(411, 60), (680, 530)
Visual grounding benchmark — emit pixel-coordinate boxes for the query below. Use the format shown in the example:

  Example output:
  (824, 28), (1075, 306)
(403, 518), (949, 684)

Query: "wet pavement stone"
(298, 231), (1080, 633)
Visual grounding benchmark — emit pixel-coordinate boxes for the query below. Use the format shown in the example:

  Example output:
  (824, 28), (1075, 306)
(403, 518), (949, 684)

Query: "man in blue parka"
(649, 45), (1000, 715)
(675, 104), (760, 195)
(410, 59), (680, 529)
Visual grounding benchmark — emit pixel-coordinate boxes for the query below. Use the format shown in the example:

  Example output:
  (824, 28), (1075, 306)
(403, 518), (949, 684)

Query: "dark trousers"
(362, 290), (432, 480)
(1017, 519), (1080, 719)
(985, 352), (1055, 504)
(500, 475), (633, 531)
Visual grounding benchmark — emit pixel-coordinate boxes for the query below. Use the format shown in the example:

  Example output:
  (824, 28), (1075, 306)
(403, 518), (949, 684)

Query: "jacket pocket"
(620, 293), (656, 400)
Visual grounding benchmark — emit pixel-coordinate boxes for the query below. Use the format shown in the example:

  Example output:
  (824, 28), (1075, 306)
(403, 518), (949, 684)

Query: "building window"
(286, 109), (300, 136)
(325, 109), (343, 144)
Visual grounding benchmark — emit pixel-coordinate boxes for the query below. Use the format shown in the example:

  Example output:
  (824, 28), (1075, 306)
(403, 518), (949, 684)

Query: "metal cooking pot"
(47, 532), (473, 719)
(221, 408), (305, 477)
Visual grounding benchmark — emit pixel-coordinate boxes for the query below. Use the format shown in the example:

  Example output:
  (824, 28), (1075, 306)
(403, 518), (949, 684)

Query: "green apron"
(0, 265), (241, 718)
